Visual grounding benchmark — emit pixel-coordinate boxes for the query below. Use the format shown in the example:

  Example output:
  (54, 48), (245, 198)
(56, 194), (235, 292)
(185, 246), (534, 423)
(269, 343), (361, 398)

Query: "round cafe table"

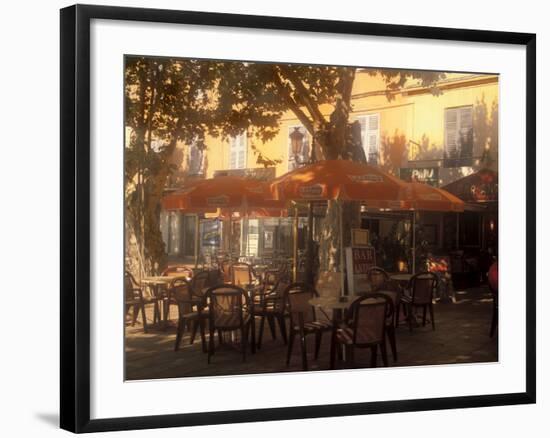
(389, 273), (413, 284)
(141, 276), (189, 328)
(309, 295), (356, 369)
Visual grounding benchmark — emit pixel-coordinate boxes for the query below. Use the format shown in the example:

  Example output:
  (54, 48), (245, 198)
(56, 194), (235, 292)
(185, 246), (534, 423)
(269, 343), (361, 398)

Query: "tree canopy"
(124, 56), (445, 273)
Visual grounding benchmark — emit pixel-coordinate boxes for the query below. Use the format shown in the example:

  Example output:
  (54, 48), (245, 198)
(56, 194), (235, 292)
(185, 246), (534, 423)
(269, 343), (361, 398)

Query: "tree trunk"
(315, 66), (364, 285)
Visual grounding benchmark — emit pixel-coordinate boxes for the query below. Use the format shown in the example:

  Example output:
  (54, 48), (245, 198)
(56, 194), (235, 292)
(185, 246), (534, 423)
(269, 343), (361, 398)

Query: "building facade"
(161, 71), (499, 268)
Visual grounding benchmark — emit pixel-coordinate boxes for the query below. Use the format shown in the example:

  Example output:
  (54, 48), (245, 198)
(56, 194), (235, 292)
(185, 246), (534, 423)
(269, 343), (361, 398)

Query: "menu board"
(345, 246), (376, 295)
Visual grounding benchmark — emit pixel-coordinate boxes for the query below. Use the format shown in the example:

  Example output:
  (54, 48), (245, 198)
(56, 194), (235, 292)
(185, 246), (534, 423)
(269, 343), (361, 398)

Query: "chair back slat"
(169, 278), (191, 302)
(350, 293), (392, 345)
(207, 286), (248, 329)
(124, 271), (140, 300)
(231, 263), (254, 286)
(169, 278), (193, 314)
(285, 283), (317, 325)
(191, 271), (210, 298)
(268, 281), (290, 311)
(354, 301), (386, 344)
(410, 272), (438, 304)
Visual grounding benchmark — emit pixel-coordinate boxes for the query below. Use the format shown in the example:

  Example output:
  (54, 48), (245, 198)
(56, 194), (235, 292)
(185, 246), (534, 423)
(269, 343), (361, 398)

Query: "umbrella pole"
(339, 200), (345, 296)
(306, 201), (314, 285)
(412, 211), (416, 275)
(293, 207), (298, 282)
(194, 214), (200, 268)
(228, 213), (232, 262)
(243, 204), (249, 258)
(456, 212), (460, 249)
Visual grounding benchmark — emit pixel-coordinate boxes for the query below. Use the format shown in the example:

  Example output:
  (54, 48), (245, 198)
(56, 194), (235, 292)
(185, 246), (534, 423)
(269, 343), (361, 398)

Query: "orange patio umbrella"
(162, 176), (278, 211)
(162, 176), (284, 261)
(271, 159), (412, 292)
(270, 159), (409, 206)
(402, 182), (464, 213)
(210, 206), (288, 219)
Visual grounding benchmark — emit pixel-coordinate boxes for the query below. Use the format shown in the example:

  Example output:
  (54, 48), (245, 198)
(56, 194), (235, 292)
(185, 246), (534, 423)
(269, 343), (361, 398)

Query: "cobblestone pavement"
(125, 287), (497, 380)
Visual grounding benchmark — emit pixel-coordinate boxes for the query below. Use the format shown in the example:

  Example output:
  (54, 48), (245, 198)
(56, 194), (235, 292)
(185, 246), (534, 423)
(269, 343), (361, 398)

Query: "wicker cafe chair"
(171, 277), (207, 352)
(374, 279), (401, 361)
(366, 267), (390, 292)
(400, 272), (439, 332)
(206, 285), (253, 363)
(256, 279), (289, 349)
(335, 293), (393, 368)
(190, 270), (211, 299)
(230, 263), (257, 289)
(489, 282), (498, 338)
(284, 283), (332, 371)
(488, 262), (498, 338)
(124, 271), (159, 333)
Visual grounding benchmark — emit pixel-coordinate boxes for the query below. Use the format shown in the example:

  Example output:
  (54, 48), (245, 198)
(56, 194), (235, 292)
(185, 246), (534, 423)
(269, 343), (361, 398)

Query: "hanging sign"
(400, 167), (439, 186)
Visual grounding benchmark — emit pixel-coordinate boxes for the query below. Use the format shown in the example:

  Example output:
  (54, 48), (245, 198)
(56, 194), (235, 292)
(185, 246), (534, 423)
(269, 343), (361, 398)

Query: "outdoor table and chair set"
(125, 263), (441, 371)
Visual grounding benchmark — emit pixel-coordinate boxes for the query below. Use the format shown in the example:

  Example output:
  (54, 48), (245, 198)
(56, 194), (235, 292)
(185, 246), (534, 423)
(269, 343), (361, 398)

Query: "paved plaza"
(125, 286), (497, 381)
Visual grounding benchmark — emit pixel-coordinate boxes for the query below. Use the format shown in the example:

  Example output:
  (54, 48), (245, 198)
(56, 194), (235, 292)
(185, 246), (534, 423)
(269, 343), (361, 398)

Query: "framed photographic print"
(60, 4), (536, 433)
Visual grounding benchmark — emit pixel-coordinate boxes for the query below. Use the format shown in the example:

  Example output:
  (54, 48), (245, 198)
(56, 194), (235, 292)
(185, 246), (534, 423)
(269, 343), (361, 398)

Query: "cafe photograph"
(124, 56), (499, 379)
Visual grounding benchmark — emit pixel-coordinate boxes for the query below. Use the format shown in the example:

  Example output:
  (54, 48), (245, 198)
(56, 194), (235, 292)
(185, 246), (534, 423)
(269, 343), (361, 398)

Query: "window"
(288, 126), (310, 170)
(444, 106), (473, 167)
(187, 142), (204, 175)
(229, 133), (247, 169)
(358, 114), (380, 165)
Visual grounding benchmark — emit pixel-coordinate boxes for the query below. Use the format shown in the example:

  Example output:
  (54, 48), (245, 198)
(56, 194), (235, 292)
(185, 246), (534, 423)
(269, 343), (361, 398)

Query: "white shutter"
(458, 106), (473, 141)
(367, 114), (380, 164)
(237, 133), (247, 169)
(445, 106), (473, 165)
(359, 114), (379, 164)
(229, 137), (237, 169)
(230, 133), (247, 169)
(445, 108), (458, 158)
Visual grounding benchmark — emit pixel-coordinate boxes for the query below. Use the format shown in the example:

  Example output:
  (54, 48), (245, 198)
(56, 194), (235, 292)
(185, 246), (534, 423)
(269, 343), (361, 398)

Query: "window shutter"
(237, 133), (247, 169)
(367, 114), (380, 164)
(229, 137), (237, 169)
(458, 107), (473, 137)
(359, 114), (379, 164)
(229, 134), (247, 169)
(359, 117), (368, 158)
(445, 108), (458, 158)
(445, 106), (473, 167)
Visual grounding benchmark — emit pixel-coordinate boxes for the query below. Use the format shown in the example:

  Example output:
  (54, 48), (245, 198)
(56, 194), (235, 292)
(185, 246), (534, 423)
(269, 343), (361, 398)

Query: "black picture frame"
(60, 4), (536, 433)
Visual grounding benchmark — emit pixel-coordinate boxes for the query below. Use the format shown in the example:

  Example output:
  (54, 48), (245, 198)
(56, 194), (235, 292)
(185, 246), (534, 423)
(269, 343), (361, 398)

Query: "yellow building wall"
(174, 72), (498, 187)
